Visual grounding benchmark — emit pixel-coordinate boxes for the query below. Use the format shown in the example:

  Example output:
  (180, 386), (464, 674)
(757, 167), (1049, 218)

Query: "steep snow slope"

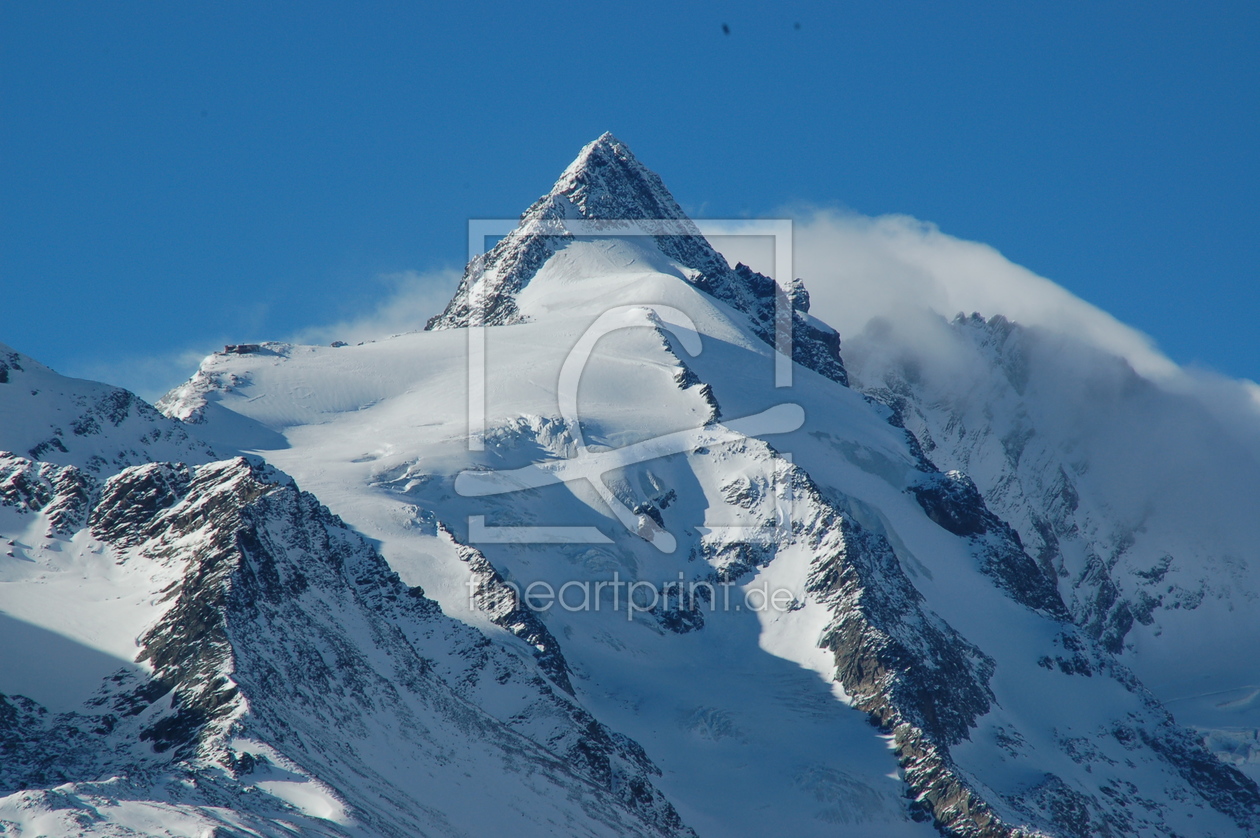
(159, 285), (931, 838)
(0, 343), (215, 471)
(1, 346), (218, 711)
(845, 309), (1260, 784)
(427, 131), (847, 385)
(1, 356), (693, 837)
(166, 134), (1260, 837)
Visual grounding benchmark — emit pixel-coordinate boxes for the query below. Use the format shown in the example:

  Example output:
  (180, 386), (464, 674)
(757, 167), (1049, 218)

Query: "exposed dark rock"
(28, 436), (69, 460)
(44, 466), (93, 534)
(455, 537), (576, 694)
(89, 463), (193, 548)
(807, 514), (996, 748)
(0, 452), (694, 836)
(426, 133), (849, 387)
(911, 470), (1069, 619)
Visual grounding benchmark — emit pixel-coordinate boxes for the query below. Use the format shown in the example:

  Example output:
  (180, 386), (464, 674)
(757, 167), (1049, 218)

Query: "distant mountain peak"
(541, 131), (693, 223)
(426, 134), (848, 384)
(0, 342), (215, 472)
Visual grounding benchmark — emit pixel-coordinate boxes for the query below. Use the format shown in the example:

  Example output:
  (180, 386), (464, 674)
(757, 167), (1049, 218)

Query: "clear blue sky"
(3, 1), (1257, 396)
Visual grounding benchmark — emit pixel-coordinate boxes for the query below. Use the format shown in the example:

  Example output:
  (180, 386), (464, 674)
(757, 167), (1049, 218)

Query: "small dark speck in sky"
(721, 23), (730, 35)
(794, 22), (801, 30)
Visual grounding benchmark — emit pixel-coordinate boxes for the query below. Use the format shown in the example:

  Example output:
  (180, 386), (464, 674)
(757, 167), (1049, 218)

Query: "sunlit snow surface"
(0, 348), (216, 710)
(163, 241), (927, 836)
(0, 330), (707, 837)
(0, 519), (171, 712)
(4, 135), (1258, 835)
(840, 306), (1260, 785)
(162, 234), (1255, 835)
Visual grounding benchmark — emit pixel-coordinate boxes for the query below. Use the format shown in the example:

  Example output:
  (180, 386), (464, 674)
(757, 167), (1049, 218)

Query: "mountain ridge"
(153, 136), (1260, 836)
(426, 132), (849, 386)
(2, 135), (1258, 837)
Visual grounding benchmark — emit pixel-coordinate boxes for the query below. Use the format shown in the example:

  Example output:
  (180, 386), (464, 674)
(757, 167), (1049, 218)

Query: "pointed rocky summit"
(426, 133), (848, 384)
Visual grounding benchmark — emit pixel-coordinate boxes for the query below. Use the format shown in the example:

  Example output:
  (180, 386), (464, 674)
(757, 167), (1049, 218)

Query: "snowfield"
(2, 134), (1258, 837)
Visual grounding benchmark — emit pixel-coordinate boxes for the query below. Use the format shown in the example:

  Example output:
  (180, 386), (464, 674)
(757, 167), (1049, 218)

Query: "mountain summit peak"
(425, 135), (847, 384)
(541, 132), (690, 223)
(566, 131), (628, 170)
(561, 131), (638, 177)
(426, 133), (719, 331)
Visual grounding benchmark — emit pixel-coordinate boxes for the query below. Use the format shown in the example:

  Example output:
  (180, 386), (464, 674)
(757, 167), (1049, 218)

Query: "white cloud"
(59, 268), (462, 404)
(291, 268), (462, 347)
(777, 207), (1260, 531)
(788, 209), (1179, 380)
(66, 346), (221, 404)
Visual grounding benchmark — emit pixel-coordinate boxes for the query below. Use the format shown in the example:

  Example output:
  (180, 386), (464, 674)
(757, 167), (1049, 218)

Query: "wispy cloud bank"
(290, 269), (462, 347)
(61, 268), (462, 403)
(67, 346), (223, 404)
(788, 209), (1178, 380)
(774, 207), (1260, 510)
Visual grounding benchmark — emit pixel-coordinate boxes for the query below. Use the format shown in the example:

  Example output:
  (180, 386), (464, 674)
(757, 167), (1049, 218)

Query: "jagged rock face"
(427, 132), (730, 330)
(1, 453), (695, 837)
(847, 309), (1260, 784)
(909, 469), (1068, 619)
(439, 517), (576, 694)
(0, 343), (215, 473)
(9, 135), (1260, 837)
(426, 133), (849, 385)
(0, 456), (94, 535)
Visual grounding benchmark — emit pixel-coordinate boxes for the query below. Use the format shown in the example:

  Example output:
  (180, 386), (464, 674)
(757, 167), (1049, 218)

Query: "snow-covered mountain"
(4, 134), (1259, 837)
(843, 309), (1260, 784)
(0, 344), (215, 472)
(1, 347), (692, 837)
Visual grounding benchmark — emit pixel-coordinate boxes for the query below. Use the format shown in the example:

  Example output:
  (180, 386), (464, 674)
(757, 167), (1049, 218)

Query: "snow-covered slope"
(158, 134), (1260, 837)
(2, 357), (693, 837)
(0, 343), (215, 471)
(845, 309), (1260, 784)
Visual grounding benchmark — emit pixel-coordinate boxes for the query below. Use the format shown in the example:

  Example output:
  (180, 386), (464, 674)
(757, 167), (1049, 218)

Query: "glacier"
(2, 133), (1258, 837)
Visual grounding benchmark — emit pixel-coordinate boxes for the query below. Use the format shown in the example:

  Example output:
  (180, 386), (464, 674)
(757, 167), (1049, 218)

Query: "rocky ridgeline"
(0, 453), (693, 837)
(426, 132), (849, 385)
